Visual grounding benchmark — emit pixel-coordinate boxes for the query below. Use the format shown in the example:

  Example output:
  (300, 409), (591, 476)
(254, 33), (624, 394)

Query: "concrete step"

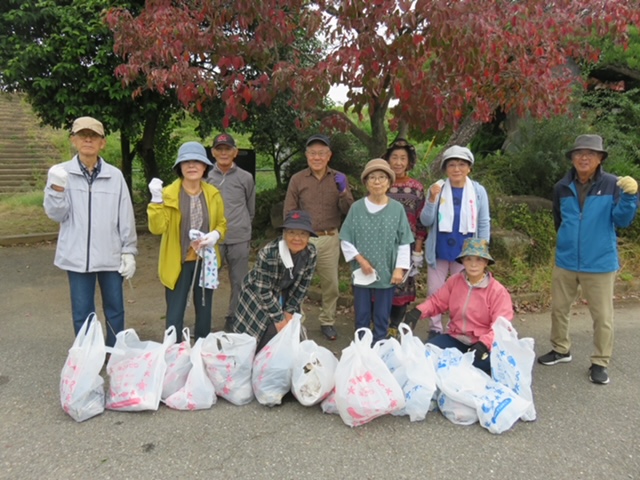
(0, 168), (48, 176)
(0, 179), (39, 187)
(0, 159), (55, 166)
(0, 185), (39, 193)
(0, 163), (53, 172)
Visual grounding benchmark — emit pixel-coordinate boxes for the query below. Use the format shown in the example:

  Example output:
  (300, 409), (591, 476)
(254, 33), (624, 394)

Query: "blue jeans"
(426, 334), (491, 374)
(67, 270), (124, 347)
(353, 286), (395, 345)
(165, 260), (213, 340)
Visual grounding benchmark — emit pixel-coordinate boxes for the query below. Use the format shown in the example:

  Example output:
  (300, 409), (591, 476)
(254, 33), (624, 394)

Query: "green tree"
(0, 0), (182, 191)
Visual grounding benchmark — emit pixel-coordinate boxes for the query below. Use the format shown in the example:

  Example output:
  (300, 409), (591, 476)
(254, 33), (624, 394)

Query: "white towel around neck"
(438, 178), (477, 234)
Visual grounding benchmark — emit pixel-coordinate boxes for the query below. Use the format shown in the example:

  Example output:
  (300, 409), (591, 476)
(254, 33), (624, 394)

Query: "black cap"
(305, 134), (331, 148)
(213, 133), (236, 148)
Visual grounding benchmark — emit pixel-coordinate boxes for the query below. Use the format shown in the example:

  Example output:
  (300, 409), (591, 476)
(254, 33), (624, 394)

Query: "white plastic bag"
(252, 316), (301, 406)
(321, 388), (339, 415)
(291, 340), (338, 406)
(105, 328), (173, 411)
(474, 377), (531, 434)
(161, 327), (192, 401)
(491, 317), (537, 422)
(60, 313), (106, 422)
(434, 348), (481, 425)
(165, 338), (216, 410)
(373, 337), (402, 373)
(435, 347), (531, 433)
(389, 324), (437, 422)
(334, 328), (405, 427)
(201, 331), (257, 405)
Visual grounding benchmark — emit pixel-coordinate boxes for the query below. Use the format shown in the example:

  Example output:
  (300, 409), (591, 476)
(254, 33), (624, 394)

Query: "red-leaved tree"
(106, 0), (639, 160)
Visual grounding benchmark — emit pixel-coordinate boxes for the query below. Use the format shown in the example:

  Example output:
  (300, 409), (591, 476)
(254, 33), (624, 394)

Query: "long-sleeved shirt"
(416, 271), (513, 349)
(284, 167), (354, 232)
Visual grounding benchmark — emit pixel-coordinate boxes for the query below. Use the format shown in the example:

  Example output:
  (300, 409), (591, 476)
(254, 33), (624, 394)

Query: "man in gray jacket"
(207, 133), (256, 330)
(44, 116), (137, 347)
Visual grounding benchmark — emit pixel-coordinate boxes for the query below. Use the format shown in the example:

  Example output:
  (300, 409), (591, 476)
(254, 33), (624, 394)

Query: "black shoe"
(321, 325), (337, 341)
(538, 350), (572, 366)
(589, 364), (610, 385)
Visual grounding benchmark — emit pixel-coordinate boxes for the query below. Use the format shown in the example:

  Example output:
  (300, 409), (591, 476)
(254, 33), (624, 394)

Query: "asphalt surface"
(1, 234), (639, 479)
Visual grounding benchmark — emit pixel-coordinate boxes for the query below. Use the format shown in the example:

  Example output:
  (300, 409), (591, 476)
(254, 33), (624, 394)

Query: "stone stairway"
(0, 93), (59, 196)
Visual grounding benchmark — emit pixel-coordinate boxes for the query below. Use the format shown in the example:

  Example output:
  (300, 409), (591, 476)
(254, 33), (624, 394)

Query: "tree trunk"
(430, 114), (484, 175)
(120, 133), (133, 198)
(137, 111), (160, 186)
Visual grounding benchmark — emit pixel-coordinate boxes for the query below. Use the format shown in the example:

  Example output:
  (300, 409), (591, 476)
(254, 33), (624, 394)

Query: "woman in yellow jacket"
(148, 141), (227, 340)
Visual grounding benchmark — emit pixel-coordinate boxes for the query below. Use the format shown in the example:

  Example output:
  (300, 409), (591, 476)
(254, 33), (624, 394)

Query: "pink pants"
(426, 259), (465, 333)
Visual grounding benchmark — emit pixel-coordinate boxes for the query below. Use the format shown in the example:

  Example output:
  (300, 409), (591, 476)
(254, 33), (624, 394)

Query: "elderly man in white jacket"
(44, 116), (137, 347)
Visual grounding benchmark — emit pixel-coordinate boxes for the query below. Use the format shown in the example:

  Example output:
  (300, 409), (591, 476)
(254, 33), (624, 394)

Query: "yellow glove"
(617, 176), (638, 195)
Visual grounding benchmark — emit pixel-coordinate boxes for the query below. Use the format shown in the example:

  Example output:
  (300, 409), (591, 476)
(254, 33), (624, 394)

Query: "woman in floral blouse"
(382, 139), (427, 337)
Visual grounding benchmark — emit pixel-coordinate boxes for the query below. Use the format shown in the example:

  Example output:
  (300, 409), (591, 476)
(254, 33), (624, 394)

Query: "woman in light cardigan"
(419, 146), (490, 339)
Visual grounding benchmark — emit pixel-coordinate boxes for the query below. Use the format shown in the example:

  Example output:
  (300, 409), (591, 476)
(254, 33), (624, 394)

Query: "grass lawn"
(0, 191), (58, 236)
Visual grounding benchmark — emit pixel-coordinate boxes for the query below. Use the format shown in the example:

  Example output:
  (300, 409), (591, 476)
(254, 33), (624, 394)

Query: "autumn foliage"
(106, 0), (640, 135)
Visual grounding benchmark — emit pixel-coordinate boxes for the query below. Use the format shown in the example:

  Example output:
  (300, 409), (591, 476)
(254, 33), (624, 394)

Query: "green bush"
(493, 201), (556, 266)
(475, 115), (583, 200)
(252, 187), (286, 234)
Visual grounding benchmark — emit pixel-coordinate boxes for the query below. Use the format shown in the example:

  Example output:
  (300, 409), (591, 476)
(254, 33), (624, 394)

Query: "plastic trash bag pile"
(60, 314), (535, 434)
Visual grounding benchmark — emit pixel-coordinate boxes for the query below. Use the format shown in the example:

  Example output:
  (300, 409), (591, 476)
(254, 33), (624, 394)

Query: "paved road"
(1, 235), (639, 479)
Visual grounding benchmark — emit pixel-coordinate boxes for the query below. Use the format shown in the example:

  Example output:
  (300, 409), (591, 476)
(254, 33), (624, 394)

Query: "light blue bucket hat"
(173, 141), (214, 169)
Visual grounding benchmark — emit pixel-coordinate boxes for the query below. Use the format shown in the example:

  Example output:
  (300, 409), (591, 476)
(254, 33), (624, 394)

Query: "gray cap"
(440, 145), (475, 170)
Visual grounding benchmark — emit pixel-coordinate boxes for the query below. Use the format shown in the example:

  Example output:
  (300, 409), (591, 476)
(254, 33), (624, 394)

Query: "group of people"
(45, 116), (638, 385)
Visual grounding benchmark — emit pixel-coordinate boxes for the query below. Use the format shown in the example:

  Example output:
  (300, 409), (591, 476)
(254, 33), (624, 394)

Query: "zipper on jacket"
(85, 183), (92, 272)
(461, 285), (473, 336)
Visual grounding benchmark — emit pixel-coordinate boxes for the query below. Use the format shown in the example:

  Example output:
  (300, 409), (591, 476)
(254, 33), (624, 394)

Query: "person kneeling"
(228, 210), (318, 352)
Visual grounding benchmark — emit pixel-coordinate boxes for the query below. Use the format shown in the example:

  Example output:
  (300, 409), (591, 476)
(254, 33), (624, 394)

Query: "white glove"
(411, 251), (424, 269)
(118, 253), (136, 280)
(148, 178), (164, 203)
(199, 230), (220, 247)
(48, 164), (68, 190)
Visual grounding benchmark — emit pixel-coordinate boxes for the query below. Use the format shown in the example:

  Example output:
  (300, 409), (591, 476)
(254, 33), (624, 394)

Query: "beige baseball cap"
(71, 117), (105, 137)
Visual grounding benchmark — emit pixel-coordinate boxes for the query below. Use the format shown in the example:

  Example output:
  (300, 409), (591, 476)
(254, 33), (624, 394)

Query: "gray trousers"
(219, 241), (251, 323)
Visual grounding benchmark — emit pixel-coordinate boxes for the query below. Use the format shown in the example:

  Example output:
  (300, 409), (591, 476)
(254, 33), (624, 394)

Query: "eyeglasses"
(306, 149), (331, 158)
(572, 150), (601, 160)
(445, 161), (470, 170)
(284, 229), (310, 239)
(367, 175), (389, 183)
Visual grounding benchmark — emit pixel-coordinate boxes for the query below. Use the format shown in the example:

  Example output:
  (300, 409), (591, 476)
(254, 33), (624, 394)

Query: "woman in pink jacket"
(407, 238), (513, 374)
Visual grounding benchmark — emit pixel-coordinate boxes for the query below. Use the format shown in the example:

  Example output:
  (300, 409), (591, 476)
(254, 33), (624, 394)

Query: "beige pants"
(308, 232), (340, 326)
(550, 266), (616, 367)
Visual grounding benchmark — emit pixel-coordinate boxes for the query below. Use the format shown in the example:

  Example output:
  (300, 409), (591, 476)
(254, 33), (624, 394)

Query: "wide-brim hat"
(383, 138), (417, 169)
(565, 134), (608, 161)
(213, 133), (236, 148)
(72, 117), (105, 137)
(456, 238), (495, 265)
(360, 158), (396, 184)
(440, 145), (475, 170)
(281, 210), (318, 237)
(173, 141), (214, 169)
